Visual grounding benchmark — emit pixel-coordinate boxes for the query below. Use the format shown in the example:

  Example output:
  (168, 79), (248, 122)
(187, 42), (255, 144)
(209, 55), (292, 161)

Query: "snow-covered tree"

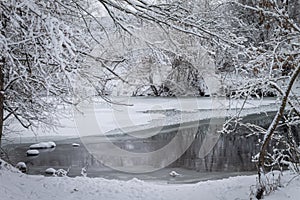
(216, 1), (300, 198)
(89, 0), (220, 97)
(0, 0), (114, 143)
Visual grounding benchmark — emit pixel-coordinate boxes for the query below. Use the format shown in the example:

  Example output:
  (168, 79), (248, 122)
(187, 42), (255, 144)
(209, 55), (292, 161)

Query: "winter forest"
(1, 0), (300, 199)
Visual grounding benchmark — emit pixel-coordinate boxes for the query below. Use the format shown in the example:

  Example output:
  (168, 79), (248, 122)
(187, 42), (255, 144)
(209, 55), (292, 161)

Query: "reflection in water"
(4, 112), (300, 182)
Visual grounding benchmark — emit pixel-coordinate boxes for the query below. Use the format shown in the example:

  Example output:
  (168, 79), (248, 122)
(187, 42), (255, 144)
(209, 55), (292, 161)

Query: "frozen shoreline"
(0, 159), (299, 200)
(4, 97), (278, 144)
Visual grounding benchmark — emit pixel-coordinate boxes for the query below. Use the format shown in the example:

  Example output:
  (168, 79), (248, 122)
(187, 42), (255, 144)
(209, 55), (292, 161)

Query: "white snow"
(29, 141), (56, 149)
(15, 162), (26, 169)
(15, 162), (27, 173)
(55, 169), (69, 177)
(45, 168), (56, 175)
(26, 149), (40, 156)
(72, 143), (80, 147)
(0, 159), (299, 200)
(81, 167), (87, 177)
(169, 171), (180, 177)
(47, 141), (56, 147)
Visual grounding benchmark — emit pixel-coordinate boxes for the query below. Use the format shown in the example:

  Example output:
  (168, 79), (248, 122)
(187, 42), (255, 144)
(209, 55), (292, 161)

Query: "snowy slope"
(0, 159), (300, 200)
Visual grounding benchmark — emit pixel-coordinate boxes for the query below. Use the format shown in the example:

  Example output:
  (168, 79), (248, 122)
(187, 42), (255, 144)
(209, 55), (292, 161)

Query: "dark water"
(3, 138), (256, 183)
(4, 111), (299, 183)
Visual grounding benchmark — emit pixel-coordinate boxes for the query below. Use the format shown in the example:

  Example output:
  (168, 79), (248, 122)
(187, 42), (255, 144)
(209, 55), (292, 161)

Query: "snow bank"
(0, 159), (299, 200)
(0, 159), (21, 173)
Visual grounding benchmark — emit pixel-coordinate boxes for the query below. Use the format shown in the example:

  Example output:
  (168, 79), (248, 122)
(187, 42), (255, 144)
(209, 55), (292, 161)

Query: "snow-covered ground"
(4, 97), (278, 143)
(0, 159), (299, 200)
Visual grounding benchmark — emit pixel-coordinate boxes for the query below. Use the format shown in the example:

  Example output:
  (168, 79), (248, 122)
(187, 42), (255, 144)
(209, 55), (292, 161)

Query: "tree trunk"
(257, 65), (300, 196)
(0, 6), (7, 147)
(0, 57), (4, 146)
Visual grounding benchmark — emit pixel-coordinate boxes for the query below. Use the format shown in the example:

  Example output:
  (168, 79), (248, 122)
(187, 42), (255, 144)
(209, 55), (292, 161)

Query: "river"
(4, 109), (298, 183)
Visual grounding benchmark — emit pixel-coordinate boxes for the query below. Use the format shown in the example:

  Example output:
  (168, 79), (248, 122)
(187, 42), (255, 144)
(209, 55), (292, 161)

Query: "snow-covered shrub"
(15, 162), (27, 173)
(81, 167), (87, 177)
(55, 169), (68, 177)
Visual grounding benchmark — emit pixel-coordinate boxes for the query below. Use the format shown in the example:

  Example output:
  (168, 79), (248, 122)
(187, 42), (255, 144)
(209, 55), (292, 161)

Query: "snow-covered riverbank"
(0, 159), (299, 200)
